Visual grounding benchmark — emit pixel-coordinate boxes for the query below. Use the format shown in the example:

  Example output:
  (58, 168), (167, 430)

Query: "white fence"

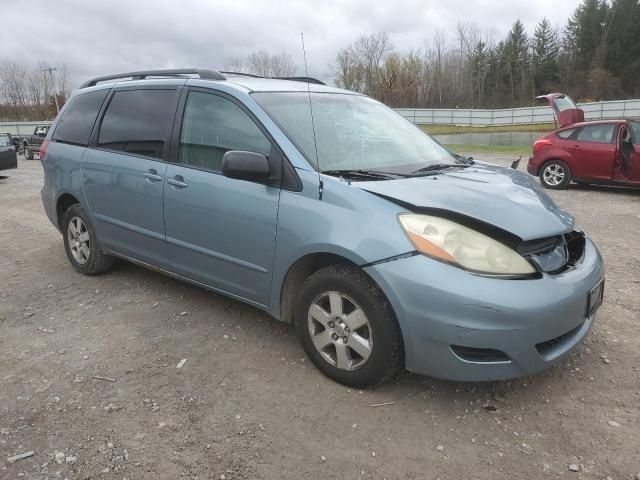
(0, 121), (53, 136)
(394, 98), (640, 126)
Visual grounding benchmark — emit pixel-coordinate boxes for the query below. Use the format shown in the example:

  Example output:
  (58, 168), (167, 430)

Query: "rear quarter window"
(52, 89), (109, 146)
(556, 128), (575, 139)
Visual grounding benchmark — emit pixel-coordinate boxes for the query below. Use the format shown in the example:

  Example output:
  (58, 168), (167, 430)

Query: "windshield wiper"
(322, 169), (408, 180)
(410, 163), (471, 176)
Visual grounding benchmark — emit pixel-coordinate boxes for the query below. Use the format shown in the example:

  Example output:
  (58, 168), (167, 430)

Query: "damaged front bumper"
(363, 236), (605, 381)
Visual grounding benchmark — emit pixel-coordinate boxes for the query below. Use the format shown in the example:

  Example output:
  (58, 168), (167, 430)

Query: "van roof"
(78, 68), (351, 95)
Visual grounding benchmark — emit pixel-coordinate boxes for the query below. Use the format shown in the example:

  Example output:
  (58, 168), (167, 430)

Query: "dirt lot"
(1, 154), (639, 480)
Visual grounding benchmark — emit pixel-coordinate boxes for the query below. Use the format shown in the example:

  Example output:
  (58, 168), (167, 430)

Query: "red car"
(527, 93), (640, 189)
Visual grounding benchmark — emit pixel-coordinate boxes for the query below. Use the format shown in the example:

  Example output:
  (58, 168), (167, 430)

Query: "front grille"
(535, 322), (584, 355)
(451, 345), (510, 363)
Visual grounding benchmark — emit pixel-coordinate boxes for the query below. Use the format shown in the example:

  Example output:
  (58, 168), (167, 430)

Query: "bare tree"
(0, 61), (70, 120)
(352, 32), (393, 97)
(224, 56), (244, 73)
(432, 31), (446, 106)
(0, 62), (29, 111)
(246, 50), (296, 77)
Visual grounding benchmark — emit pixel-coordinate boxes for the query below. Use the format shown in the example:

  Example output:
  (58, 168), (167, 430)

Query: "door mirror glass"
(222, 150), (270, 182)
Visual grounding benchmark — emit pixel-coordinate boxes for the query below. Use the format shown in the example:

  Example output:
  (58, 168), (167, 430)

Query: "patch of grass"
(444, 144), (531, 156)
(421, 123), (555, 134)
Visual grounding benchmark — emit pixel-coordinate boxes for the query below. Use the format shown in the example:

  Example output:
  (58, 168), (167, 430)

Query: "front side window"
(575, 124), (616, 144)
(98, 89), (176, 159)
(53, 89), (108, 146)
(178, 91), (271, 171)
(252, 92), (460, 173)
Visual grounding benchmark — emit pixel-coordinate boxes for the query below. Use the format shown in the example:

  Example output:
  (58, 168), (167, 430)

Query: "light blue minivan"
(41, 69), (605, 387)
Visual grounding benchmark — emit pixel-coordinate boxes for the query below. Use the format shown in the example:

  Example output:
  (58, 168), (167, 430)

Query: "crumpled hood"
(356, 162), (574, 241)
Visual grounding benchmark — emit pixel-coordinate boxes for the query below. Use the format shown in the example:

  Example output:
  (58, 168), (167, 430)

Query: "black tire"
(539, 159), (571, 189)
(295, 264), (404, 388)
(24, 145), (34, 160)
(62, 204), (114, 275)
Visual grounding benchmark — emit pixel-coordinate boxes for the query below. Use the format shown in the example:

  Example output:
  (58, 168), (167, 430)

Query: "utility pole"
(42, 65), (60, 113)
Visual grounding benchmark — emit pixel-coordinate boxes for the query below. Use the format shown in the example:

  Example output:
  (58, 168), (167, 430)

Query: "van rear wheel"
(24, 146), (34, 160)
(295, 265), (403, 388)
(62, 204), (114, 275)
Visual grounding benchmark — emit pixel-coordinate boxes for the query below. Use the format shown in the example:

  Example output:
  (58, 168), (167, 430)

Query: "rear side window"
(178, 91), (271, 171)
(52, 90), (108, 146)
(556, 129), (575, 139)
(98, 89), (176, 159)
(575, 124), (615, 144)
(0, 134), (11, 147)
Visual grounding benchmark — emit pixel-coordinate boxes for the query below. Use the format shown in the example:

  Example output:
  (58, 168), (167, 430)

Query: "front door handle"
(167, 176), (188, 189)
(144, 169), (163, 182)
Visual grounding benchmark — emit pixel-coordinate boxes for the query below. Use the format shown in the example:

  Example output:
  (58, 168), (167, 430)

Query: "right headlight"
(398, 213), (536, 276)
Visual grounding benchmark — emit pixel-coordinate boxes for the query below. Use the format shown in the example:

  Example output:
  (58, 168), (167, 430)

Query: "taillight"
(39, 140), (49, 162)
(533, 138), (553, 154)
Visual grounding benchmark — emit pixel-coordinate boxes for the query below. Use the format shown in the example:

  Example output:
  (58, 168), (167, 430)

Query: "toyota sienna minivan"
(40, 69), (605, 387)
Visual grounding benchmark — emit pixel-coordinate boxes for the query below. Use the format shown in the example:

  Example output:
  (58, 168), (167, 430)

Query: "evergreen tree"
(605, 0), (640, 96)
(564, 0), (610, 69)
(532, 18), (560, 95)
(504, 20), (530, 105)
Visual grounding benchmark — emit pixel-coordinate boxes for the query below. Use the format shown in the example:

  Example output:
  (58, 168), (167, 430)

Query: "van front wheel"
(295, 265), (403, 388)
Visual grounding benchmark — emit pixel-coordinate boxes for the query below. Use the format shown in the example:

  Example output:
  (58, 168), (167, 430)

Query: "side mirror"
(222, 150), (270, 182)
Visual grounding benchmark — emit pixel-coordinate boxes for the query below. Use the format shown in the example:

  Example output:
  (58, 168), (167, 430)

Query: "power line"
(42, 65), (60, 113)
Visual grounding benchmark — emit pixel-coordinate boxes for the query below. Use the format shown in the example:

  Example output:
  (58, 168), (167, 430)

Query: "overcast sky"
(2, 0), (580, 88)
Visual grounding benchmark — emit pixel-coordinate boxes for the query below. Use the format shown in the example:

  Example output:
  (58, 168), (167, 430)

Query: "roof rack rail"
(79, 68), (227, 88)
(219, 71), (263, 78)
(275, 76), (326, 85)
(220, 71), (326, 85)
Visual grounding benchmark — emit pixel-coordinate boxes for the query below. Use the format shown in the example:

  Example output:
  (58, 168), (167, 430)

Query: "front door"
(567, 123), (617, 180)
(627, 121), (640, 182)
(82, 88), (178, 266)
(163, 89), (280, 305)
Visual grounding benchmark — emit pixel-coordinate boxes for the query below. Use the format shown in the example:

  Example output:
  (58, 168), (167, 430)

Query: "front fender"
(267, 169), (414, 318)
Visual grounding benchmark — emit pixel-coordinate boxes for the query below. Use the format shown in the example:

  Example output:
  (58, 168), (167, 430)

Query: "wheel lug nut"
(332, 334), (338, 341)
(328, 322), (334, 328)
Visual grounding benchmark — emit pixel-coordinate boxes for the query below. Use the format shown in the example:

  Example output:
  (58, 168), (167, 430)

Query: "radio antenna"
(301, 32), (323, 200)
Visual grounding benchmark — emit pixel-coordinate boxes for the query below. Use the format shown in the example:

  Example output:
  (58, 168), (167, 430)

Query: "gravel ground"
(1, 154), (639, 480)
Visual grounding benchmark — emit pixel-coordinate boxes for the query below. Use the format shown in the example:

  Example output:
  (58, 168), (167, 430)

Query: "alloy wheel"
(543, 163), (565, 186)
(307, 291), (373, 371)
(67, 216), (90, 264)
